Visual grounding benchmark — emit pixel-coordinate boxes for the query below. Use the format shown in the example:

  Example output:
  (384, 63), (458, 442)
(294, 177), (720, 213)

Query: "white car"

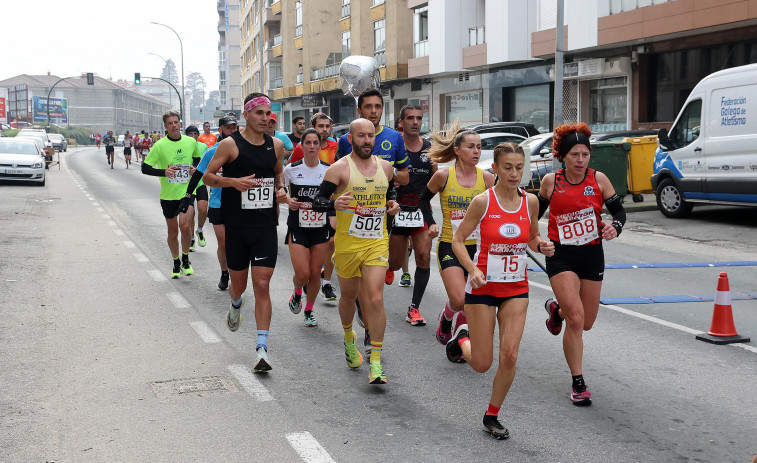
(475, 132), (528, 171)
(0, 138), (46, 186)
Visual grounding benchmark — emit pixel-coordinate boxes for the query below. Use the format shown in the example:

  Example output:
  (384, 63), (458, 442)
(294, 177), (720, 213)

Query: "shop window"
(589, 77), (627, 133)
(445, 91), (482, 126)
(408, 96), (431, 133)
(502, 84), (551, 132)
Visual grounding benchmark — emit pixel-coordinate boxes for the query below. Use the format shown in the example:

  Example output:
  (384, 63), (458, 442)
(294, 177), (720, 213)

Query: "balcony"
(270, 77), (283, 89)
(296, 72), (303, 84)
(295, 24), (303, 37)
(374, 50), (386, 67)
(468, 25), (485, 46)
(271, 0), (282, 15)
(413, 40), (428, 58)
(311, 63), (340, 81)
(262, 2), (279, 24)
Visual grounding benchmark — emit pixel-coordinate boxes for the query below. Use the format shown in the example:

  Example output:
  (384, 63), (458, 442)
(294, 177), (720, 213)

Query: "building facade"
(219, 0), (244, 115)
(0, 74), (170, 135)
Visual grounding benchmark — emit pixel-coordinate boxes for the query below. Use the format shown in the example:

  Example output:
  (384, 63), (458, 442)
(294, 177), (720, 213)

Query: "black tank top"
(397, 138), (433, 207)
(221, 131), (278, 227)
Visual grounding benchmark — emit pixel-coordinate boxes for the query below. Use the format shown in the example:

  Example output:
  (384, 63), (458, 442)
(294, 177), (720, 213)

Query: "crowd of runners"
(133, 89), (626, 440)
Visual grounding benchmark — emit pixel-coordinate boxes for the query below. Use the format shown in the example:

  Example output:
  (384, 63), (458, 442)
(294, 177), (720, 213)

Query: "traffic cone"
(696, 272), (750, 345)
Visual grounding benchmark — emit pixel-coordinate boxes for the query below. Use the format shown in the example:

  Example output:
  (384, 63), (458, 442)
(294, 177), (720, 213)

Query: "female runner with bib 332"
(537, 122), (626, 406)
(446, 142), (554, 440)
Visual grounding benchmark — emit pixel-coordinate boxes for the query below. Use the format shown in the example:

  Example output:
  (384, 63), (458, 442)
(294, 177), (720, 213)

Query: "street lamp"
(147, 52), (174, 109)
(150, 21), (185, 127)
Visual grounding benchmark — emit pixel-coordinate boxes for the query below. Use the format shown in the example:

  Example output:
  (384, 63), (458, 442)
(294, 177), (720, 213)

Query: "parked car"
(0, 138), (46, 186)
(16, 131), (54, 160)
(48, 133), (68, 152)
(332, 123), (349, 140)
(519, 133), (555, 190)
(0, 123), (10, 131)
(10, 121), (31, 129)
(590, 129), (658, 142)
(465, 122), (540, 138)
(476, 132), (528, 172)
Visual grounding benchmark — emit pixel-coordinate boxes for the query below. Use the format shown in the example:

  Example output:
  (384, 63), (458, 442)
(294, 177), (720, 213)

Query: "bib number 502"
(353, 215), (382, 231)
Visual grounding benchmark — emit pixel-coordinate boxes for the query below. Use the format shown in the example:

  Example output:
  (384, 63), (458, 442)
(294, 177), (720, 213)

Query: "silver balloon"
(339, 56), (381, 102)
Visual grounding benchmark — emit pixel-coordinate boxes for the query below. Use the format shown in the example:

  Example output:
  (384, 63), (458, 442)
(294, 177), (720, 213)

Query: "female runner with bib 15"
(537, 122), (626, 406)
(446, 142), (554, 440)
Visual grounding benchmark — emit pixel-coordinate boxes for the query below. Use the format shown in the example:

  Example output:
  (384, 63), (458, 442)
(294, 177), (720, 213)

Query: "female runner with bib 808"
(537, 122), (625, 406)
(446, 142), (554, 440)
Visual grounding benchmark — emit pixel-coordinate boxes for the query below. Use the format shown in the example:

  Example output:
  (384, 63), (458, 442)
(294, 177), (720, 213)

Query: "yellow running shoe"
(369, 361), (387, 385)
(344, 330), (363, 369)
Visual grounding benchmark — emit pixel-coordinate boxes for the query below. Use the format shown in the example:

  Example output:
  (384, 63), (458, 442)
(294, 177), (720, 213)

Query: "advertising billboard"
(32, 96), (68, 123)
(0, 87), (7, 124)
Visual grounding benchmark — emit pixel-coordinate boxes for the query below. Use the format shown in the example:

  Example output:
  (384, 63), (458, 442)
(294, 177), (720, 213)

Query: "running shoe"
(482, 414), (510, 440)
(226, 297), (244, 332)
(218, 272), (229, 291)
(445, 324), (469, 363)
(571, 385), (592, 406)
(405, 307), (426, 326)
(545, 297), (563, 336)
(110, 164), (114, 169)
(435, 310), (453, 345)
(181, 258), (194, 276)
(368, 361), (387, 385)
(399, 272), (412, 287)
(385, 268), (394, 285)
(364, 330), (371, 358)
(355, 300), (365, 328)
(452, 310), (467, 333)
(344, 330), (362, 369)
(189, 239), (196, 252)
(289, 290), (303, 314)
(171, 261), (181, 279)
(304, 312), (318, 327)
(197, 231), (206, 247)
(253, 347), (272, 372)
(321, 283), (336, 301)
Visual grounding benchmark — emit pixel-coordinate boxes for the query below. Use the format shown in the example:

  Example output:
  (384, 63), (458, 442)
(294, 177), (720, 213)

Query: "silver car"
(0, 138), (46, 186)
(48, 133), (68, 152)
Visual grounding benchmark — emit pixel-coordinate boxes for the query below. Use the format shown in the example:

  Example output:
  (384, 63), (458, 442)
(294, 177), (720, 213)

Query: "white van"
(652, 63), (757, 217)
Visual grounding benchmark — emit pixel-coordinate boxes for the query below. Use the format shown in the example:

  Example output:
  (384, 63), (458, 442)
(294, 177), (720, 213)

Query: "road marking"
(601, 293), (757, 305)
(102, 214), (110, 219)
(97, 207), (104, 212)
(108, 221), (117, 227)
(190, 321), (221, 343)
(123, 240), (136, 249)
(148, 269), (167, 282)
(285, 432), (335, 463)
(114, 229), (124, 236)
(167, 292), (189, 308)
(733, 343), (757, 354)
(227, 364), (274, 402)
(133, 253), (149, 263)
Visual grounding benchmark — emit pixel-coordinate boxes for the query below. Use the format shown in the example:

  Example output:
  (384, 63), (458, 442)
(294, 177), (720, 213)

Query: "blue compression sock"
(256, 330), (269, 350)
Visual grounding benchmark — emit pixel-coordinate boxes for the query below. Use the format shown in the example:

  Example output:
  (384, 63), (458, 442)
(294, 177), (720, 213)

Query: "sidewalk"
(623, 193), (658, 212)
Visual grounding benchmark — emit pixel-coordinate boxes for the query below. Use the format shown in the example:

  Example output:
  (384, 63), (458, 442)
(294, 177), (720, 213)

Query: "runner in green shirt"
(142, 110), (201, 278)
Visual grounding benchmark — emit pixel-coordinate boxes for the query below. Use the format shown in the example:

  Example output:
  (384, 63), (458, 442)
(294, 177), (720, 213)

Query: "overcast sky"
(1, 0), (221, 92)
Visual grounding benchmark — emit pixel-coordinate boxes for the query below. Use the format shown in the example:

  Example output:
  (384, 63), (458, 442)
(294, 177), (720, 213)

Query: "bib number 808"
(560, 218), (595, 240)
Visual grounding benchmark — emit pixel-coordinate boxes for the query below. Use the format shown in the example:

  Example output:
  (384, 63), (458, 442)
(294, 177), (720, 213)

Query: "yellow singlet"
(440, 164), (486, 244)
(334, 156), (390, 253)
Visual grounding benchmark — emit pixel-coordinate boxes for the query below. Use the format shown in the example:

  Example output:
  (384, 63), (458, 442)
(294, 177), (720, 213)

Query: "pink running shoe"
(452, 310), (467, 333)
(571, 386), (592, 406)
(435, 310), (454, 345)
(545, 298), (563, 336)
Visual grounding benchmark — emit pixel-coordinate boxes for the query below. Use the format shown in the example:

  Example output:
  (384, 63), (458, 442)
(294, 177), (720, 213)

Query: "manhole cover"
(151, 376), (238, 398)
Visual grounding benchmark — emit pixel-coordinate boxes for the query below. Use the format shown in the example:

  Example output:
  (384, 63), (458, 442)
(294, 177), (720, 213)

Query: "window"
(341, 0), (350, 18)
(502, 84), (551, 132)
(220, 90), (227, 107)
(219, 50), (227, 67)
(670, 99), (702, 149)
(295, 1), (303, 37)
(342, 30), (351, 59)
(220, 70), (227, 87)
(372, 0), (384, 5)
(468, 26), (485, 46)
(413, 6), (428, 58)
(589, 77), (628, 133)
(374, 19), (385, 66)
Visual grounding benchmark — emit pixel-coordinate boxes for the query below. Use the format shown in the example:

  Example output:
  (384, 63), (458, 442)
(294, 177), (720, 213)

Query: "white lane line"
(285, 432), (335, 463)
(227, 364), (274, 402)
(114, 229), (124, 236)
(102, 214), (110, 218)
(107, 220), (117, 227)
(733, 343), (757, 354)
(133, 253), (149, 263)
(97, 207), (104, 212)
(190, 321), (221, 343)
(123, 240), (136, 249)
(148, 269), (167, 282)
(167, 292), (189, 308)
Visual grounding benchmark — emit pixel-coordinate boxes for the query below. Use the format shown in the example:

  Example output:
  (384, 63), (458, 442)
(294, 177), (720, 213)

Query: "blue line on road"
(528, 260), (757, 273)
(600, 292), (757, 305)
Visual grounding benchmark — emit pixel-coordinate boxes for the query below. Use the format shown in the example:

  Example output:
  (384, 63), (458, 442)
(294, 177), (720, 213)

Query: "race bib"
(349, 205), (386, 238)
(241, 177), (275, 209)
(486, 243), (527, 282)
(298, 202), (326, 228)
(556, 206), (598, 245)
(395, 209), (423, 228)
(450, 209), (480, 241)
(168, 164), (190, 184)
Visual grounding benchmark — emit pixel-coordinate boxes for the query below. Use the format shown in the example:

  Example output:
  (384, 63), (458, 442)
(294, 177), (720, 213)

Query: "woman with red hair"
(537, 122), (626, 406)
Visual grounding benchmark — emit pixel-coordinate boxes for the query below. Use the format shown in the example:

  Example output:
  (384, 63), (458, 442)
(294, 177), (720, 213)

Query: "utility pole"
(553, 0), (564, 172)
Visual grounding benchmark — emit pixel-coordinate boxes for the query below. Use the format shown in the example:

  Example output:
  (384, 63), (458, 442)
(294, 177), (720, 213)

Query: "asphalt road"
(1, 146), (756, 462)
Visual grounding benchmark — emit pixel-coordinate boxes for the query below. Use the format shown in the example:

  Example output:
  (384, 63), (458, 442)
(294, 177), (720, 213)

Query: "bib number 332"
(349, 205), (386, 238)
(242, 178), (275, 209)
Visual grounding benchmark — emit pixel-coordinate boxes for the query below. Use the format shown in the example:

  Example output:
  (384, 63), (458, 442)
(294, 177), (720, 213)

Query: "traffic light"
(134, 73), (141, 85)
(86, 73), (94, 85)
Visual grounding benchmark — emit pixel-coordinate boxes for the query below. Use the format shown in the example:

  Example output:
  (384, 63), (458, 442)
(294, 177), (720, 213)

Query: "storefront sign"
(578, 59), (603, 77)
(302, 94), (326, 107)
(564, 62), (578, 78)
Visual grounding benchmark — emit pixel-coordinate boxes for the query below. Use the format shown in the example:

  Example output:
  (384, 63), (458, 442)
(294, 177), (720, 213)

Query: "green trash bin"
(588, 141), (630, 197)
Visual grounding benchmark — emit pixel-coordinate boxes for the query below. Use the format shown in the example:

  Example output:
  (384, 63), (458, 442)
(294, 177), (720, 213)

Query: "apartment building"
(241, 0), (413, 131)
(218, 0), (244, 116)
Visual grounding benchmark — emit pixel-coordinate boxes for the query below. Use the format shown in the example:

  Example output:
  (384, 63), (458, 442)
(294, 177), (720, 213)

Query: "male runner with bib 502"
(203, 93), (287, 372)
(314, 118), (400, 385)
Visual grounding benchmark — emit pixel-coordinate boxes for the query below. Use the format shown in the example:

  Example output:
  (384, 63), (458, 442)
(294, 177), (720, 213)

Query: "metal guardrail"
(374, 50), (385, 67)
(468, 26), (485, 46)
(296, 72), (303, 84)
(414, 41), (428, 58)
(273, 34), (282, 46)
(311, 63), (340, 81)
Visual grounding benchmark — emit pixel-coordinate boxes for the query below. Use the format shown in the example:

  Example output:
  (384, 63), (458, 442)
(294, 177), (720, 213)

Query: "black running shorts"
(105, 146), (114, 154)
(208, 207), (224, 225)
(123, 147), (131, 155)
(285, 226), (330, 248)
(545, 243), (605, 281)
(194, 185), (209, 202)
(225, 226), (278, 270)
(464, 291), (528, 307)
(391, 221), (428, 237)
(160, 198), (193, 219)
(437, 241), (476, 274)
